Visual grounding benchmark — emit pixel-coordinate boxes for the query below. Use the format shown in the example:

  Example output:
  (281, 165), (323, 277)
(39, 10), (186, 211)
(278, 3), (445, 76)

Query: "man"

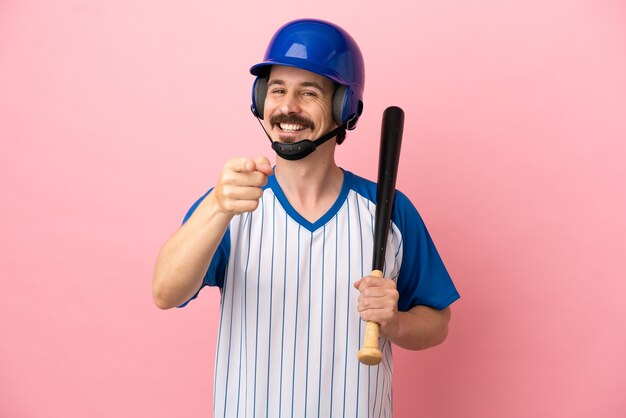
(153, 18), (459, 417)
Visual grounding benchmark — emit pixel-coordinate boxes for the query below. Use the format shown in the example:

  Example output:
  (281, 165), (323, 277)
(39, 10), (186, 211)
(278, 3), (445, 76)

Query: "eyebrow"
(267, 79), (326, 92)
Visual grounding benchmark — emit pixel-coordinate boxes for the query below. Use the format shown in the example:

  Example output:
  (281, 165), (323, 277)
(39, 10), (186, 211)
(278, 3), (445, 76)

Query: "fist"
(354, 275), (399, 335)
(213, 156), (273, 215)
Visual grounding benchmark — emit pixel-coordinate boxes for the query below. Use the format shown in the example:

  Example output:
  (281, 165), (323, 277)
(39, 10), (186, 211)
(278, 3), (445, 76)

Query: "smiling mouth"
(270, 114), (314, 137)
(275, 122), (313, 143)
(279, 123), (307, 133)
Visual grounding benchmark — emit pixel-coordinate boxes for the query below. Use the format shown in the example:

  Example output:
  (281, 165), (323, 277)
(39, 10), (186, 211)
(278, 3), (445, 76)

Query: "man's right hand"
(213, 156), (273, 215)
(152, 156), (272, 309)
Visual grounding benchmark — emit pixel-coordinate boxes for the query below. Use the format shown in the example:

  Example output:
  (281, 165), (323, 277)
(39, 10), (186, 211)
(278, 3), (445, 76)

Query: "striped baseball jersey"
(182, 169), (459, 418)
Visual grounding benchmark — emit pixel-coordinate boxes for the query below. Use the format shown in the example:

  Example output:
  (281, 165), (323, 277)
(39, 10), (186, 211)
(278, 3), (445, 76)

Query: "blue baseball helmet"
(250, 18), (365, 130)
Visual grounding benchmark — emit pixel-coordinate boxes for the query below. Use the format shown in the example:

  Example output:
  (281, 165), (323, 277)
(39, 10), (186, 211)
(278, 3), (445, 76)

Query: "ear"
(251, 77), (268, 119)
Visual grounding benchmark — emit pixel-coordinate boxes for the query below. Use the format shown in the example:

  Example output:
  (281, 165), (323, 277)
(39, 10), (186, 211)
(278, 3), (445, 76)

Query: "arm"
(354, 276), (451, 350)
(152, 156), (273, 309)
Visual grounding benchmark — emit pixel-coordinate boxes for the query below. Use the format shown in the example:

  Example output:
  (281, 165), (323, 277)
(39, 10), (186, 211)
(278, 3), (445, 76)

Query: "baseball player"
(153, 18), (460, 417)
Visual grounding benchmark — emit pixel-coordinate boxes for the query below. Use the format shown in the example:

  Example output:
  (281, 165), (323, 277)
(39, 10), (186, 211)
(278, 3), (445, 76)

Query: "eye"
(302, 91), (318, 98)
(270, 88), (285, 95)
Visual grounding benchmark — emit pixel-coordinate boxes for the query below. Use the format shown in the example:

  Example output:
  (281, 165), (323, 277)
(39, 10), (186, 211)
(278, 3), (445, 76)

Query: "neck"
(276, 152), (342, 194)
(274, 149), (344, 222)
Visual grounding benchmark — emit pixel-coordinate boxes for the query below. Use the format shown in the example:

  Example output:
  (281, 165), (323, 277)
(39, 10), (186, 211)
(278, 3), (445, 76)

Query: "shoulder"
(343, 169), (418, 216)
(343, 170), (377, 202)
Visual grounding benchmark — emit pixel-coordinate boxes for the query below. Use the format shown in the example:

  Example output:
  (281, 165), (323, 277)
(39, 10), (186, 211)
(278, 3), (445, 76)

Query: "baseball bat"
(358, 106), (404, 366)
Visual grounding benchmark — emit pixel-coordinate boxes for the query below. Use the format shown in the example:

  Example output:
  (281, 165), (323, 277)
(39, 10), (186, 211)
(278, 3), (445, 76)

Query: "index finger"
(253, 156), (273, 176)
(225, 158), (256, 173)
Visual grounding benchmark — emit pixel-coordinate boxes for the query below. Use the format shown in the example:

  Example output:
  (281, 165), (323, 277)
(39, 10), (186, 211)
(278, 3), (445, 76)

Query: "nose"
(278, 92), (301, 114)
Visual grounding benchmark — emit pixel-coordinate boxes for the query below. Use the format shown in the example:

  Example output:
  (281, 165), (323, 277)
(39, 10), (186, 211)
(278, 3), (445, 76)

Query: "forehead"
(268, 65), (334, 91)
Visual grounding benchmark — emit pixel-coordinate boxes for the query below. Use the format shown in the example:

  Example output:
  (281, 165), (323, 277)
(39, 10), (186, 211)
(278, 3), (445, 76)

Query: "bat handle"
(357, 270), (383, 365)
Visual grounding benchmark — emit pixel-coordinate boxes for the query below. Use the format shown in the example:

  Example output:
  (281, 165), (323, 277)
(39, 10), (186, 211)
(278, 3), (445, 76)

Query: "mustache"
(269, 114), (315, 130)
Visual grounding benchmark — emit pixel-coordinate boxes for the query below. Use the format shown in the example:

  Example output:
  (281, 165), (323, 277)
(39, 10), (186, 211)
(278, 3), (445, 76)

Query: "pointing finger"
(225, 158), (256, 173)
(254, 156), (274, 176)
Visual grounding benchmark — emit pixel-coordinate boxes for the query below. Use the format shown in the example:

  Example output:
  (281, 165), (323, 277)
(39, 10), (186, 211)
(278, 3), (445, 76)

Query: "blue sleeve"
(392, 191), (460, 311)
(178, 189), (230, 307)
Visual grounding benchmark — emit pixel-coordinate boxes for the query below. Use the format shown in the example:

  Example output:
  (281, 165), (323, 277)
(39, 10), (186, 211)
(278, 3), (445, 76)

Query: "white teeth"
(280, 123), (305, 132)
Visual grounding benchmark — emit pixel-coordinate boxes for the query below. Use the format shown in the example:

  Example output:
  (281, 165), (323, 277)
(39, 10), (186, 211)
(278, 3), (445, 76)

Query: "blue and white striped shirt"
(183, 169), (459, 418)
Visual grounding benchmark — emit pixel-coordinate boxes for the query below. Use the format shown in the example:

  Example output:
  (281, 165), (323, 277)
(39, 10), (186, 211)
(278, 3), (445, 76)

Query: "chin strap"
(251, 106), (348, 161)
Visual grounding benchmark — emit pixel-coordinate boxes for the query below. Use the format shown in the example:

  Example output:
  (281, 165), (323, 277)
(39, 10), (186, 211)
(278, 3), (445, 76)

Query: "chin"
(277, 135), (303, 144)
(283, 139), (300, 144)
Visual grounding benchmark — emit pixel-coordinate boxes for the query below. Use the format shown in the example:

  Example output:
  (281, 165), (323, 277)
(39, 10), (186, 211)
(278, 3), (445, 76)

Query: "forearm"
(152, 192), (232, 309)
(381, 306), (451, 350)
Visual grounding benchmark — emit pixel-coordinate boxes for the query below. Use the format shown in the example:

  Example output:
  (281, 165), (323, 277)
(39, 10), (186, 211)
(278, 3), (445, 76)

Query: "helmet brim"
(250, 61), (349, 88)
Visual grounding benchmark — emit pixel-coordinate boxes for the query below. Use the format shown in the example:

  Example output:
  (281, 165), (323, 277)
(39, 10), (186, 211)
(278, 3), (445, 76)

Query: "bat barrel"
(372, 106), (404, 271)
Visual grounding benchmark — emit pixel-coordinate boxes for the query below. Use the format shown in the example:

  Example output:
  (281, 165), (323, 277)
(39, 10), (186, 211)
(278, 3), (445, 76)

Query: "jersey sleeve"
(177, 189), (230, 307)
(392, 191), (460, 311)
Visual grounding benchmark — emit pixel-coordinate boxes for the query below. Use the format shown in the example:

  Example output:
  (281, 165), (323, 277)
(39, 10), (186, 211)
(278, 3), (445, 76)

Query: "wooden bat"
(358, 106), (404, 365)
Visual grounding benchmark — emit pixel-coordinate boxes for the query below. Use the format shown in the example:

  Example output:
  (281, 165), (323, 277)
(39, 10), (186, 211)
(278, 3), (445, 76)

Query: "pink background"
(2, 1), (625, 417)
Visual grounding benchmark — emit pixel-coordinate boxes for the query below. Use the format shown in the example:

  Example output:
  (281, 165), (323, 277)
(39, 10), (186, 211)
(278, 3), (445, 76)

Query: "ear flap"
(252, 77), (268, 119)
(332, 84), (349, 125)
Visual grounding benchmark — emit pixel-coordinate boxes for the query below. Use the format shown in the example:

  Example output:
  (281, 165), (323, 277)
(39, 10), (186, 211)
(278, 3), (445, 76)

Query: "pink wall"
(2, 1), (625, 417)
